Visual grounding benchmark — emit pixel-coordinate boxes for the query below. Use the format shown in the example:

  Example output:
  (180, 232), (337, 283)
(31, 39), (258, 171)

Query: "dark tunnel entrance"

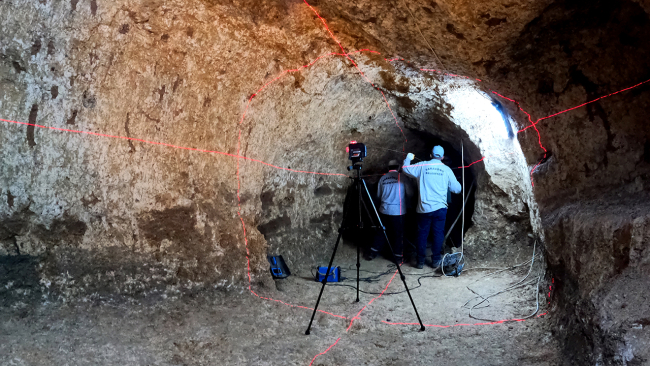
(342, 132), (476, 262)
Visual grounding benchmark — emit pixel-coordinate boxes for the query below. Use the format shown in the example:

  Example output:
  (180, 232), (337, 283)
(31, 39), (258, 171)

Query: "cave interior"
(1, 0), (650, 365)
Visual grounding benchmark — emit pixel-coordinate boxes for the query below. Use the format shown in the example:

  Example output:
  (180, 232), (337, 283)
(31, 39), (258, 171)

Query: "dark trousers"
(416, 208), (447, 264)
(371, 214), (404, 260)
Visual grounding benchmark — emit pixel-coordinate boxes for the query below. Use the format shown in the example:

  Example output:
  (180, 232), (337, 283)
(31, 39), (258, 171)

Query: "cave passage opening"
(340, 130), (477, 264)
(252, 65), (533, 278)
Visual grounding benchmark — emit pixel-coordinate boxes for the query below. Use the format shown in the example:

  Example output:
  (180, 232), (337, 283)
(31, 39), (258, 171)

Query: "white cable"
(468, 258), (533, 281)
(464, 240), (542, 321)
(400, 0), (447, 70)
(461, 140), (464, 258)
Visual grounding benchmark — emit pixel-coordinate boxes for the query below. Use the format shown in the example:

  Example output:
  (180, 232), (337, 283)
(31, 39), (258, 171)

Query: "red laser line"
(252, 290), (347, 319)
(491, 91), (544, 152)
(457, 157), (485, 169)
(309, 337), (342, 366)
(519, 77), (650, 132)
(454, 152), (517, 170)
(302, 0), (407, 142)
(305, 268), (399, 364)
(383, 311), (548, 328)
(492, 78), (650, 185)
(346, 269), (399, 332)
(528, 157), (545, 187)
(491, 91), (547, 186)
(0, 118), (345, 177)
(302, 0), (347, 55)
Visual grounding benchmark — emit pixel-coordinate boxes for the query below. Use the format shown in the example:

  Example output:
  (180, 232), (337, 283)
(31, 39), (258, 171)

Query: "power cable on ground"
(462, 240), (543, 321)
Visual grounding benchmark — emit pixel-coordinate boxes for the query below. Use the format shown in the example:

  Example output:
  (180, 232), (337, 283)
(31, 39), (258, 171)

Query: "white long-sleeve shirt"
(402, 157), (461, 214)
(376, 170), (412, 215)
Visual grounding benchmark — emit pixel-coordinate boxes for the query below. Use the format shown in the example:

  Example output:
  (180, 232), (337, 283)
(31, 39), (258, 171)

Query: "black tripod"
(305, 162), (425, 335)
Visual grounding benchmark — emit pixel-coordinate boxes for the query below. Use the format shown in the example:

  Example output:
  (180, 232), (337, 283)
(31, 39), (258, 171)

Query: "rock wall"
(543, 193), (650, 365)
(0, 0), (354, 300)
(0, 0), (534, 304)
(486, 0), (650, 207)
(481, 1), (650, 364)
(4, 0), (648, 362)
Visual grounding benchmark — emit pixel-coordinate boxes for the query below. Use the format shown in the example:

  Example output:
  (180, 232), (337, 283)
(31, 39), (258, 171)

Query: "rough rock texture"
(0, 254), (558, 366)
(2, 0), (650, 364)
(543, 193), (650, 365)
(0, 0), (358, 299)
(0, 0), (534, 301)
(477, 1), (650, 364)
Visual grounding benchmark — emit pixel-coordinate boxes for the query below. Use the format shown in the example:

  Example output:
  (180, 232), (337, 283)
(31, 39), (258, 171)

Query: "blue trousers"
(416, 208), (447, 264)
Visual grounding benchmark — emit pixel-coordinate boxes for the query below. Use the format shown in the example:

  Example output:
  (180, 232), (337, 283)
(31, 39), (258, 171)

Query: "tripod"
(305, 162), (425, 335)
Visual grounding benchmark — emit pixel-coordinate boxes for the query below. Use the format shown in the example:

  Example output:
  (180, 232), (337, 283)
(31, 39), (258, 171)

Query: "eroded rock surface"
(1, 0), (649, 364)
(0, 0), (534, 298)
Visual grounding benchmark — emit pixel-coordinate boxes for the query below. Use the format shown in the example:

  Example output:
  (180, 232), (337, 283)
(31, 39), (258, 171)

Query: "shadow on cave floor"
(0, 242), (558, 366)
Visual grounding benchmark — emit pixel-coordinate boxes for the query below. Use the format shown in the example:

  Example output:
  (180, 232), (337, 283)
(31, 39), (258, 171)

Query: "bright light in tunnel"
(444, 83), (516, 143)
(473, 92), (514, 140)
(491, 99), (516, 139)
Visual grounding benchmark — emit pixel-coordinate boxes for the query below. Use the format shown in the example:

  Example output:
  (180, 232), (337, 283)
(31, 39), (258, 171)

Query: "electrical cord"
(323, 272), (441, 295)
(310, 264), (394, 283)
(311, 263), (441, 295)
(399, 0), (447, 70)
(467, 258), (533, 282)
(462, 240), (542, 321)
(308, 240), (543, 299)
(367, 145), (423, 162)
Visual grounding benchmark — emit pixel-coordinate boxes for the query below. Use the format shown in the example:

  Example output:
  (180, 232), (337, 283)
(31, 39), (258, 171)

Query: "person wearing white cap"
(366, 159), (412, 262)
(402, 145), (461, 269)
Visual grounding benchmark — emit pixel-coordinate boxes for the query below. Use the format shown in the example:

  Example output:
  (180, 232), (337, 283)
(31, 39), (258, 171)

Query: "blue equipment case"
(267, 255), (291, 279)
(316, 266), (341, 282)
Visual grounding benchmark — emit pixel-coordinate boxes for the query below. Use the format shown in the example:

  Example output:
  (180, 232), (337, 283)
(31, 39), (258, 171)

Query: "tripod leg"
(387, 235), (426, 331)
(355, 166), (362, 303)
(305, 230), (343, 335)
(360, 181), (426, 331)
(356, 241), (360, 302)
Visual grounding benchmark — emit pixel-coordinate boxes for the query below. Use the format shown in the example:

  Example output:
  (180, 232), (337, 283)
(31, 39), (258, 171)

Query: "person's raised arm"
(402, 153), (419, 178)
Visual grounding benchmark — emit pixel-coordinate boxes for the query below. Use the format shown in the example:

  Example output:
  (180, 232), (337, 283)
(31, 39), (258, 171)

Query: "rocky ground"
(0, 242), (558, 366)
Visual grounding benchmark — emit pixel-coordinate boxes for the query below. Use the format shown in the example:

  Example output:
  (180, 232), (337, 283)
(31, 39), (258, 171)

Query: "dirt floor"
(0, 243), (560, 366)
